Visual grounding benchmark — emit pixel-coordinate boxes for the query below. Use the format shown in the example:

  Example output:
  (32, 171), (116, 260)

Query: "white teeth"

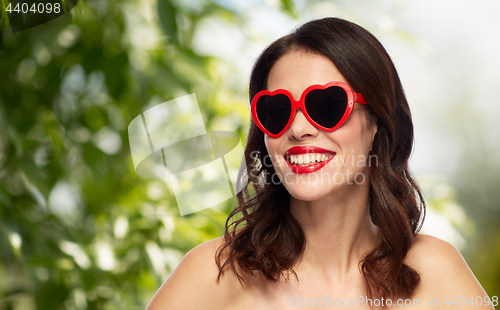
(287, 153), (334, 166)
(304, 155), (310, 164)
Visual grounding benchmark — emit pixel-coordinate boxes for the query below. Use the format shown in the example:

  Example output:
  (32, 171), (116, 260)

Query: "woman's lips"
(284, 146), (336, 174)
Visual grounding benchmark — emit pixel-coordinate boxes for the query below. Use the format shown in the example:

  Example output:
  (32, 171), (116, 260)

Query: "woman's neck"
(289, 182), (379, 283)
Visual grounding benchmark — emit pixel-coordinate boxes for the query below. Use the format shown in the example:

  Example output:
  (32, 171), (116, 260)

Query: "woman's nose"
(286, 109), (320, 140)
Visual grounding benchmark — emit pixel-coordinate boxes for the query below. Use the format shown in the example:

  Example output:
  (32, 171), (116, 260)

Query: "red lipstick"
(284, 146), (335, 174)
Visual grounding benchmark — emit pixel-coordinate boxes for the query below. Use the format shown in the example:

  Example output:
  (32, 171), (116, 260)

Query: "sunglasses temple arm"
(354, 93), (368, 105)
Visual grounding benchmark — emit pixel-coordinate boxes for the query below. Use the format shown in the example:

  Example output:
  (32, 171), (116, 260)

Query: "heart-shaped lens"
(256, 94), (292, 135)
(305, 86), (347, 129)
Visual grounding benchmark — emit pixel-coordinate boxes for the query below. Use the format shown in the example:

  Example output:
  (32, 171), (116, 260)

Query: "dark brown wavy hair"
(216, 17), (425, 300)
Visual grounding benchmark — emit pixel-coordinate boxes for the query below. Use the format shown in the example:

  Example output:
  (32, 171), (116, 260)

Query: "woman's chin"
(284, 184), (333, 202)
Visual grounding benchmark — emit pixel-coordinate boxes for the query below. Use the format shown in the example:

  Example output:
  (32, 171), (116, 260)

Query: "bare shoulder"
(406, 234), (464, 267)
(146, 237), (243, 310)
(405, 234), (494, 309)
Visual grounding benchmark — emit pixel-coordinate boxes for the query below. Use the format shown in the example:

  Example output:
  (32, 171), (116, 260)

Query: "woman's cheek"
(273, 155), (288, 171)
(264, 137), (282, 166)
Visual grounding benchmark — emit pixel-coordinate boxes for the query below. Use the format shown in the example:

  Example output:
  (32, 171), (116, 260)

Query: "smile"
(288, 153), (334, 165)
(284, 146), (336, 174)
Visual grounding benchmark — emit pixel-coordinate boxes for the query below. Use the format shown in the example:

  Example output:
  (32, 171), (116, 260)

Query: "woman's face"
(264, 49), (378, 201)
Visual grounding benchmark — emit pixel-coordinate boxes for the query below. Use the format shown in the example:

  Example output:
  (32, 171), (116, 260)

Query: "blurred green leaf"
(157, 0), (179, 45)
(280, 0), (297, 18)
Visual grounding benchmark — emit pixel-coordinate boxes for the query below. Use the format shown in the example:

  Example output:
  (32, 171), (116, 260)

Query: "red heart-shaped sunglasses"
(251, 81), (368, 138)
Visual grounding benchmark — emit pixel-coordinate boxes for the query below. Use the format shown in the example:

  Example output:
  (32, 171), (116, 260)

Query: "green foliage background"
(0, 0), (263, 308)
(0, 0), (498, 309)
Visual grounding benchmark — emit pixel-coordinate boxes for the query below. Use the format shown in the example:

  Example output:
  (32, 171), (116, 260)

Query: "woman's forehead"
(267, 50), (349, 99)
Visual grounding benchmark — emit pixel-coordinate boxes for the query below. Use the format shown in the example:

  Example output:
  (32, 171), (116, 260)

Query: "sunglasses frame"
(251, 81), (368, 138)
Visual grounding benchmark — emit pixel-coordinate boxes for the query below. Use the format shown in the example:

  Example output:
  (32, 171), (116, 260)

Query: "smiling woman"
(146, 17), (494, 310)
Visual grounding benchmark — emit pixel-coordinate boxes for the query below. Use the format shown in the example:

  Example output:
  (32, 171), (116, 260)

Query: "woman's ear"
(369, 114), (379, 152)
